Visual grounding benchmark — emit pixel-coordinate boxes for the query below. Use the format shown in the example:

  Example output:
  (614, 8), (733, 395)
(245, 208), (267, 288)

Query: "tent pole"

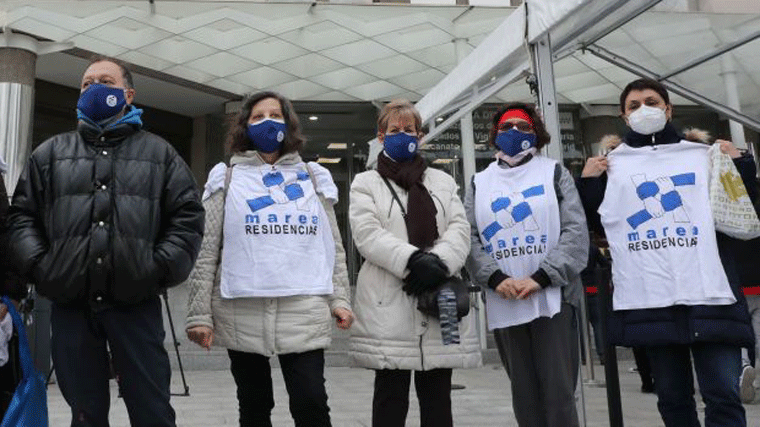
(532, 34), (563, 161)
(659, 29), (760, 81)
(585, 44), (760, 133)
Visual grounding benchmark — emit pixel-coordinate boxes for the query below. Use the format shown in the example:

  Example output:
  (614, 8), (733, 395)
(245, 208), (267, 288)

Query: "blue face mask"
(383, 132), (418, 162)
(495, 128), (537, 156)
(76, 84), (127, 122)
(246, 118), (287, 153)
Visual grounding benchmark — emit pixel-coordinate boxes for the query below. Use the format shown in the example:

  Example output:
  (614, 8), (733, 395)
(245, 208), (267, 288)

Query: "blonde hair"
(377, 99), (422, 134)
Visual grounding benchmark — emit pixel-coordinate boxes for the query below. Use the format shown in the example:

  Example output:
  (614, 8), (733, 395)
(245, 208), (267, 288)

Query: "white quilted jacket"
(185, 151), (351, 356)
(348, 168), (481, 370)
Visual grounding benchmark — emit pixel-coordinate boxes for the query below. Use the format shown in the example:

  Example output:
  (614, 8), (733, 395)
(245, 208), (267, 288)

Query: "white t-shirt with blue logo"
(599, 141), (735, 310)
(473, 156), (562, 329)
(212, 162), (336, 298)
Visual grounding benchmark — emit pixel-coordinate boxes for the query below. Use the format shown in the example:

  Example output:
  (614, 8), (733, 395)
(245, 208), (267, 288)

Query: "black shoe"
(641, 383), (655, 394)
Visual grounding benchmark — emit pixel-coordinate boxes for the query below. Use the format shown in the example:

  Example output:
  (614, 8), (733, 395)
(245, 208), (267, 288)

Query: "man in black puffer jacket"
(6, 57), (204, 427)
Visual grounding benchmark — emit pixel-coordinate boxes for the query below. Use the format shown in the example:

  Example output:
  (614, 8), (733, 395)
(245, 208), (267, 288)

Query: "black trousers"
(51, 296), (175, 427)
(372, 368), (453, 427)
(227, 348), (331, 427)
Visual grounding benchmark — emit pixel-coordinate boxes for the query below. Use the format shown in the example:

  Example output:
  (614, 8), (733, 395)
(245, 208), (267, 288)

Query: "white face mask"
(627, 104), (667, 135)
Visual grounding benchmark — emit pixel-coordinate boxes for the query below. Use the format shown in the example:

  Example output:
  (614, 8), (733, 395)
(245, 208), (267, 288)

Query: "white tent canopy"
(418, 0), (760, 145)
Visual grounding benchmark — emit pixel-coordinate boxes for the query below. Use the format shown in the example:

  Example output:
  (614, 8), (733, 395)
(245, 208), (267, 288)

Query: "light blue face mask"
(246, 118), (287, 153)
(383, 132), (418, 162)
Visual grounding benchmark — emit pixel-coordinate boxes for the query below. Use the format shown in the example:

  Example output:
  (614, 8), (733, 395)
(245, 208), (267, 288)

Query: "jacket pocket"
(33, 245), (88, 304)
(110, 245), (163, 304)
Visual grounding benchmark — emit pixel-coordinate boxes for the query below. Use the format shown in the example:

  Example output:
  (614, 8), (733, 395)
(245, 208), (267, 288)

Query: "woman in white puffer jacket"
(348, 99), (481, 427)
(185, 91), (352, 427)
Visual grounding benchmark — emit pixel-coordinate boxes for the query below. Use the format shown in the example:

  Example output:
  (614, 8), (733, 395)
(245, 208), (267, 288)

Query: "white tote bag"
(708, 144), (760, 240)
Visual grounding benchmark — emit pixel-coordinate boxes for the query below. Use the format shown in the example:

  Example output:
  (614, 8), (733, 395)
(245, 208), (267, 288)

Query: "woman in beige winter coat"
(348, 99), (481, 427)
(185, 91), (352, 427)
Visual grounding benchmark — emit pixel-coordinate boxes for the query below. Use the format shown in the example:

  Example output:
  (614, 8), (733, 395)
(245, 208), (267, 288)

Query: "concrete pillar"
(720, 54), (747, 149)
(0, 31), (71, 376)
(0, 47), (36, 196)
(0, 39), (43, 373)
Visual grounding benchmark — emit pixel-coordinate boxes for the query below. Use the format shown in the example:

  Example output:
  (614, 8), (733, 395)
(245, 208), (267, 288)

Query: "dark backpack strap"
(220, 164), (234, 249)
(380, 174), (407, 219)
(224, 164), (234, 198)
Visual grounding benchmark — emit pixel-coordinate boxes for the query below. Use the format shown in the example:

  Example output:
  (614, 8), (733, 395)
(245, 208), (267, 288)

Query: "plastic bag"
(708, 144), (760, 240)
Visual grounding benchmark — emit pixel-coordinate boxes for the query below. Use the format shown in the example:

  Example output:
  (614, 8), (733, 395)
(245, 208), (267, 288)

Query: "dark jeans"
(647, 343), (745, 427)
(227, 348), (331, 427)
(51, 297), (175, 427)
(372, 368), (453, 427)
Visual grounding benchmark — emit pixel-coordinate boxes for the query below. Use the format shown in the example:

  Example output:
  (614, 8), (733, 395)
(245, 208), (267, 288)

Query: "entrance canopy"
(1, 0), (513, 115)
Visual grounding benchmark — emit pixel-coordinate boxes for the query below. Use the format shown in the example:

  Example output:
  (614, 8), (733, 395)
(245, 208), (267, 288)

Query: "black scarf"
(376, 153), (438, 249)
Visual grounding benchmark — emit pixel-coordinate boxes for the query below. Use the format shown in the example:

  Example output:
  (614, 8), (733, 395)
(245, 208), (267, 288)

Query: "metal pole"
(578, 290), (598, 383)
(659, 29), (760, 81)
(421, 64), (528, 145)
(454, 37), (486, 351)
(553, 0), (664, 61)
(597, 265), (624, 427)
(585, 43), (760, 133)
(532, 34), (562, 161)
(720, 53), (747, 149)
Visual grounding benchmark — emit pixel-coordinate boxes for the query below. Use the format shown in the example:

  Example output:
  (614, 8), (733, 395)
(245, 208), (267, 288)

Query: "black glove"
(403, 250), (449, 296)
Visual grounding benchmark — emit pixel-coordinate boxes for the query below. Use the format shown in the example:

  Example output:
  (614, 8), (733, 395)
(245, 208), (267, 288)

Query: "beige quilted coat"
(185, 151), (350, 356)
(348, 168), (482, 371)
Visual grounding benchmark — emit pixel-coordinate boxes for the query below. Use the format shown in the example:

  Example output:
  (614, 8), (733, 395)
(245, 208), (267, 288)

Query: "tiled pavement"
(47, 360), (760, 426)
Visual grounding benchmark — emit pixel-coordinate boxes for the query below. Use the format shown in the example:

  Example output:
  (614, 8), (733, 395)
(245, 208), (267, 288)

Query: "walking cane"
(161, 290), (190, 397)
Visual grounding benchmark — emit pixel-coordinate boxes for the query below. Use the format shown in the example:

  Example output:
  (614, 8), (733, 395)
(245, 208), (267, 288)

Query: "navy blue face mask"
(383, 132), (418, 162)
(246, 118), (287, 153)
(76, 83), (127, 122)
(495, 128), (537, 156)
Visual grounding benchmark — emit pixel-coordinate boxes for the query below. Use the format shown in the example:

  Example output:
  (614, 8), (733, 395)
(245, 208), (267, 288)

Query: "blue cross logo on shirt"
(481, 185), (544, 241)
(247, 169), (310, 213)
(626, 172), (695, 229)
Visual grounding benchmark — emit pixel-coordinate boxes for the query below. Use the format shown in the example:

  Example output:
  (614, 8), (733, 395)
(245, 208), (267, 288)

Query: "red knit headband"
(497, 109), (533, 128)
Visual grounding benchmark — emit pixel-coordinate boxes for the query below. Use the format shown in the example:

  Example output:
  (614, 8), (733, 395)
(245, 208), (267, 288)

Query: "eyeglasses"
(498, 122), (533, 133)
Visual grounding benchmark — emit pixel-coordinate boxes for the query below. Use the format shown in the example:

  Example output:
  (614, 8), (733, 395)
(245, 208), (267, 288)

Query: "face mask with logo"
(495, 128), (537, 156)
(246, 118), (287, 153)
(383, 132), (418, 162)
(76, 83), (127, 122)
(627, 105), (667, 135)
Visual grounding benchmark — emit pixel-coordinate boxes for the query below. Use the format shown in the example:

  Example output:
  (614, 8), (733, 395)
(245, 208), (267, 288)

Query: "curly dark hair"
(488, 102), (551, 150)
(227, 91), (305, 155)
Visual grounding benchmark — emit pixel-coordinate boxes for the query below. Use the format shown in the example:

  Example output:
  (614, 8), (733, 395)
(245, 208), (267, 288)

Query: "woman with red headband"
(464, 102), (588, 427)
